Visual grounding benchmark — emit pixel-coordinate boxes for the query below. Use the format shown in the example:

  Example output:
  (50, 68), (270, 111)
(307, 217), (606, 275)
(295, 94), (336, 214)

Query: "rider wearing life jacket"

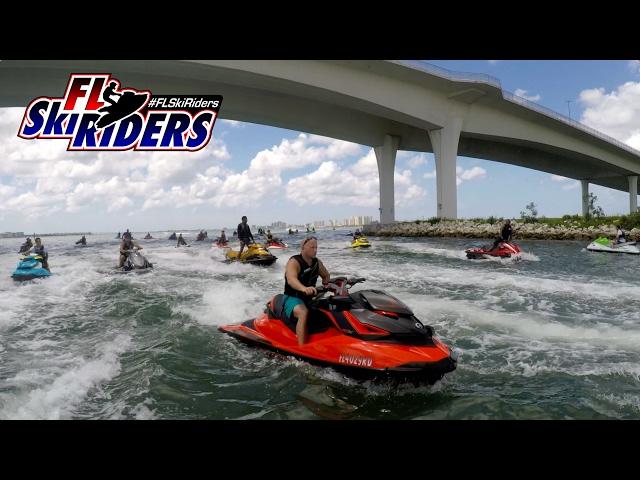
(490, 219), (513, 251)
(283, 236), (330, 345)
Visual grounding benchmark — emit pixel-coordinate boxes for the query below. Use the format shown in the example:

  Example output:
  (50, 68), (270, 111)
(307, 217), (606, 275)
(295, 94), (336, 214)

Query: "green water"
(1, 230), (639, 419)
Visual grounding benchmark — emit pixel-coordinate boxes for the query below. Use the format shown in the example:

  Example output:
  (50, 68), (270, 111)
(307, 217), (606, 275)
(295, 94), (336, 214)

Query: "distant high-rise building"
(270, 221), (287, 230)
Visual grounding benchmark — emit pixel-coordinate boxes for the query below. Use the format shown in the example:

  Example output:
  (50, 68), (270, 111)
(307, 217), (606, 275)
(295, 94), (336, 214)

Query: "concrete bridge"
(2, 59), (639, 221)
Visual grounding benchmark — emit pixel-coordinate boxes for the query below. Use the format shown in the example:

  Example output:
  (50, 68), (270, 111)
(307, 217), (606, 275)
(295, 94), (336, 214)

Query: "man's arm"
(318, 259), (330, 285)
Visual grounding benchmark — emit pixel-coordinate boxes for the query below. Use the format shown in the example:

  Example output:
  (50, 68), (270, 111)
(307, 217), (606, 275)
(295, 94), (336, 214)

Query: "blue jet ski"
(11, 253), (51, 281)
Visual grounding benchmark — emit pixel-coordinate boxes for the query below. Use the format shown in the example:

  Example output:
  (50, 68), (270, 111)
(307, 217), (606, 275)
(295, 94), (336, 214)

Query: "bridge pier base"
(581, 180), (589, 217)
(629, 175), (638, 213)
(428, 118), (462, 219)
(374, 134), (400, 224)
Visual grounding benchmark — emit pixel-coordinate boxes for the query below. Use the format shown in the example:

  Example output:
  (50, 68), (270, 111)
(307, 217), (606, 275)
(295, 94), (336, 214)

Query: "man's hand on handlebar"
(302, 286), (317, 296)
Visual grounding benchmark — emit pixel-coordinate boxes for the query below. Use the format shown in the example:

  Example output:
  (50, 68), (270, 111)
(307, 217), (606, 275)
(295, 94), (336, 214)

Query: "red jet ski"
(214, 240), (229, 248)
(266, 239), (288, 249)
(465, 241), (521, 259)
(219, 277), (457, 384)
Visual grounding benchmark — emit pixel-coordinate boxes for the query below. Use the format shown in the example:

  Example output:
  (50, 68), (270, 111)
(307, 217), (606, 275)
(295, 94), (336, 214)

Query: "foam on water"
(2, 231), (640, 419)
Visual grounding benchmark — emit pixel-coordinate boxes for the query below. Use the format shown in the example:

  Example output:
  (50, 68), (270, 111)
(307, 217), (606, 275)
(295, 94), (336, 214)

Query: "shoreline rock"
(363, 220), (639, 242)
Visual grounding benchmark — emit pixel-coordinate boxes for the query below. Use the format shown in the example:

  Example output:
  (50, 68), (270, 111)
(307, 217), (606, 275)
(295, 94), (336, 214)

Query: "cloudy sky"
(2, 60), (640, 233)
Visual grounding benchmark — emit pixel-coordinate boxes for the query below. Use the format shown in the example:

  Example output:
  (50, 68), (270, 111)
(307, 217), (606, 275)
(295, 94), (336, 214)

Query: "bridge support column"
(428, 118), (462, 219)
(374, 134), (400, 224)
(629, 175), (638, 213)
(581, 180), (589, 217)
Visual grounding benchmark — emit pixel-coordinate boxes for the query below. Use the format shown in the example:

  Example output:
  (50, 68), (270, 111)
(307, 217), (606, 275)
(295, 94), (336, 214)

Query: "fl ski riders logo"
(18, 74), (222, 151)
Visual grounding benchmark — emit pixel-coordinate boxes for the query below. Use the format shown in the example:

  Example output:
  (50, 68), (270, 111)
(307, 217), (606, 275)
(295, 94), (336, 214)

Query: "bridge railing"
(395, 60), (640, 157)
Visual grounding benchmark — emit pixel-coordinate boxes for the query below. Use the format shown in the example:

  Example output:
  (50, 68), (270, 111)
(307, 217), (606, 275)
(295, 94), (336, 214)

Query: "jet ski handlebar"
(314, 276), (366, 297)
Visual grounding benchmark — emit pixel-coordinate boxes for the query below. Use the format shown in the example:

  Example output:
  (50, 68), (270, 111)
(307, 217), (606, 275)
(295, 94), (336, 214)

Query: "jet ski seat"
(267, 294), (332, 334)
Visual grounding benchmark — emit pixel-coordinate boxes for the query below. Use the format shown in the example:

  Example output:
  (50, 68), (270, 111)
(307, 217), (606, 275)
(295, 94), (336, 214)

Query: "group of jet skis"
(464, 221), (639, 260)
(11, 220), (634, 386)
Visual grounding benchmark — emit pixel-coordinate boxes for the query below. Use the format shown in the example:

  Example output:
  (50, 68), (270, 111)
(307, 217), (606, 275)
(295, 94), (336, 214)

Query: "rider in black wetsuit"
(490, 219), (513, 251)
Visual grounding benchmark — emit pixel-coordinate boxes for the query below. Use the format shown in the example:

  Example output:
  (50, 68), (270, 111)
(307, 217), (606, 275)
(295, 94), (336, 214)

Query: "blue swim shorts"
(282, 295), (305, 320)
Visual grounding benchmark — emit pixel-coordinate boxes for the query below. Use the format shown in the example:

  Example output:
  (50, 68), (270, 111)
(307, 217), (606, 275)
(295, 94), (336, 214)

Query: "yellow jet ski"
(225, 243), (278, 266)
(351, 236), (371, 248)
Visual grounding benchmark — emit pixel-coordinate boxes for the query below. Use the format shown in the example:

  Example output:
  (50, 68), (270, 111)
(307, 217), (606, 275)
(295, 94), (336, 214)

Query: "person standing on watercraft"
(237, 216), (255, 257)
(490, 219), (513, 251)
(27, 237), (50, 271)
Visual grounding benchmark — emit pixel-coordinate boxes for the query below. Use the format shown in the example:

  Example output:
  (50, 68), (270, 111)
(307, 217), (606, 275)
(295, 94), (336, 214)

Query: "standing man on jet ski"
(237, 216), (255, 257)
(283, 236), (331, 345)
(489, 219), (514, 252)
(27, 237), (50, 271)
(119, 235), (142, 268)
(176, 233), (188, 247)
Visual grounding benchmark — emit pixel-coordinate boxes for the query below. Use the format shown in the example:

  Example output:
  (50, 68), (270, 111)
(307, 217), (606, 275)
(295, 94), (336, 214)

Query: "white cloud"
(579, 82), (640, 147)
(423, 166), (487, 185)
(285, 149), (426, 208)
(141, 134), (362, 210)
(550, 174), (579, 190)
(405, 154), (427, 168)
(459, 166), (487, 181)
(219, 119), (243, 128)
(455, 166), (487, 186)
(514, 88), (541, 102)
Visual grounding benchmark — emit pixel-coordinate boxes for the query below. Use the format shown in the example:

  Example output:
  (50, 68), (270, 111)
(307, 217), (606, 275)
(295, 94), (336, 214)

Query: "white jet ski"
(586, 237), (640, 254)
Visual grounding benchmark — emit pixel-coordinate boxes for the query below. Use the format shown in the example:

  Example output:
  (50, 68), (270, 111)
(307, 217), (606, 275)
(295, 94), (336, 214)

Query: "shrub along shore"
(363, 214), (640, 241)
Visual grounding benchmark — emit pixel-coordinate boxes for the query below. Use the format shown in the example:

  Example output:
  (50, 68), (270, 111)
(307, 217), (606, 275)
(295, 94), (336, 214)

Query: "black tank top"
(284, 255), (319, 299)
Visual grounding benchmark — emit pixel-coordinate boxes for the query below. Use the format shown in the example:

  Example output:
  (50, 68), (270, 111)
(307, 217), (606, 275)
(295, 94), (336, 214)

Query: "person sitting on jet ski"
(266, 229), (274, 243)
(176, 233), (188, 247)
(615, 225), (627, 244)
(353, 229), (362, 240)
(218, 230), (227, 244)
(75, 235), (87, 245)
(237, 215), (255, 257)
(27, 237), (50, 271)
(489, 219), (513, 251)
(119, 236), (142, 268)
(283, 236), (331, 345)
(19, 237), (33, 253)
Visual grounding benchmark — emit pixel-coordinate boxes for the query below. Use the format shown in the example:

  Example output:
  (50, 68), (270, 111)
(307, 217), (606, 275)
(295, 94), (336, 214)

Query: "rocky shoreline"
(363, 220), (640, 241)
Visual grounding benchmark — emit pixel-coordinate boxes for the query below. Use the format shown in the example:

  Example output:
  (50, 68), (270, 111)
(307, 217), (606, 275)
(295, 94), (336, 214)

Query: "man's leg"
(239, 240), (246, 256)
(292, 303), (310, 345)
(119, 254), (125, 268)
